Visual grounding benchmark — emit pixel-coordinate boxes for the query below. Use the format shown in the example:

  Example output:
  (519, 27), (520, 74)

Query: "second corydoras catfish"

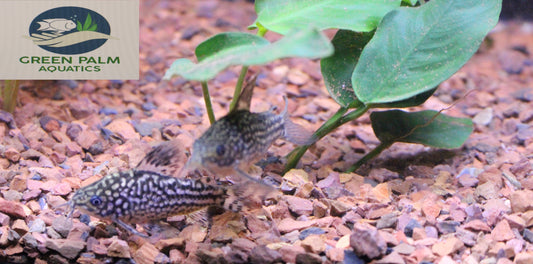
(186, 74), (314, 179)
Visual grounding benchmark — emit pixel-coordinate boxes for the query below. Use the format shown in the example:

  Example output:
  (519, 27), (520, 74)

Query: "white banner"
(0, 0), (139, 79)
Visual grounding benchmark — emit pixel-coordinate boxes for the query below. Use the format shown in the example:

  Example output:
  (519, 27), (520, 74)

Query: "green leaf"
(353, 0), (502, 104)
(320, 30), (373, 107)
(402, 0), (418, 6)
(371, 87), (436, 108)
(164, 28), (333, 81)
(83, 13), (92, 30)
(87, 24), (97, 32)
(76, 21), (82, 31)
(254, 0), (401, 35)
(370, 110), (473, 148)
(194, 33), (268, 62)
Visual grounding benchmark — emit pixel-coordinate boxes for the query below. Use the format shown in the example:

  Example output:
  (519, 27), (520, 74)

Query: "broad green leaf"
(402, 0), (418, 6)
(370, 110), (473, 148)
(320, 30), (373, 107)
(87, 24), (97, 32)
(353, 0), (502, 104)
(254, 0), (401, 35)
(195, 33), (267, 62)
(83, 13), (92, 31)
(164, 28), (333, 81)
(371, 87), (436, 108)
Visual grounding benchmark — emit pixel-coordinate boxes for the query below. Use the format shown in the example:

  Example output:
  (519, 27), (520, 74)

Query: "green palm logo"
(77, 13), (97, 31)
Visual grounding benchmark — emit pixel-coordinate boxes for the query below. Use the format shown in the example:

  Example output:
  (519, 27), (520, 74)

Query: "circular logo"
(29, 6), (111, 55)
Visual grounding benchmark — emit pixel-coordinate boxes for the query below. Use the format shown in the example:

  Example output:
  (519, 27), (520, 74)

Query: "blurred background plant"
(1, 80), (20, 113)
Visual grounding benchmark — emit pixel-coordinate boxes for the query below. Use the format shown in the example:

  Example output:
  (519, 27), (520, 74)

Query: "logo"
(28, 6), (113, 55)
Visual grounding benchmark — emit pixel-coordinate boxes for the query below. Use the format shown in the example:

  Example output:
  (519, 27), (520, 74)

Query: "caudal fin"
(284, 118), (316, 146)
(37, 22), (50, 31)
(223, 180), (278, 212)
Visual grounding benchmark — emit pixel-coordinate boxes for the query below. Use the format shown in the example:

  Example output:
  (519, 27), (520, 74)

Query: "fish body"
(188, 98), (312, 178)
(186, 73), (312, 178)
(190, 108), (285, 173)
(37, 19), (76, 32)
(69, 170), (226, 236)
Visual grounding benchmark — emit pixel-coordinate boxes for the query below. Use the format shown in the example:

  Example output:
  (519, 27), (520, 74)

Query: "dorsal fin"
(232, 73), (259, 113)
(136, 140), (187, 177)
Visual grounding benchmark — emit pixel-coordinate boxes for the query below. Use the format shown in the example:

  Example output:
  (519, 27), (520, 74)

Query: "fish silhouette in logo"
(36, 19), (76, 33)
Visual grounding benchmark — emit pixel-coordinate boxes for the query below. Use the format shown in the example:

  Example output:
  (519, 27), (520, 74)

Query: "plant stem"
(201, 81), (216, 124)
(228, 28), (268, 112)
(345, 141), (392, 173)
(229, 66), (249, 112)
(283, 104), (370, 173)
(2, 80), (19, 113)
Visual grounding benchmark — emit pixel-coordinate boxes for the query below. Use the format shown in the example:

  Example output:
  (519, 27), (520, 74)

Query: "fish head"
(69, 176), (115, 219)
(190, 137), (236, 171)
(65, 20), (76, 30)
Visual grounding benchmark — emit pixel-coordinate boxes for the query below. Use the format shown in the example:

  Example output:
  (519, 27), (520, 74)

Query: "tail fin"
(280, 96), (316, 145)
(223, 180), (278, 212)
(36, 21), (50, 31)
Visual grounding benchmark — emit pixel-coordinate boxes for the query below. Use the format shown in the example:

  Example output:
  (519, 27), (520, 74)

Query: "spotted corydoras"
(69, 170), (227, 237)
(186, 74), (314, 178)
(68, 140), (234, 237)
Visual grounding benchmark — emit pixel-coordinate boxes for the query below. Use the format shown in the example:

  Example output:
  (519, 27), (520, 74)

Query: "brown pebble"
(39, 116), (61, 132)
(66, 123), (82, 141)
(0, 197), (27, 218)
(326, 247), (344, 262)
(0, 212), (10, 226)
(295, 252), (322, 264)
(376, 251), (405, 264)
(431, 236), (464, 256)
(9, 174), (27, 192)
(515, 252), (533, 264)
(463, 219), (491, 232)
(155, 237), (185, 251)
(510, 190), (533, 213)
(65, 142), (83, 157)
(66, 222), (91, 241)
(350, 223), (387, 259)
(12, 219), (29, 236)
(45, 239), (86, 259)
(474, 181), (500, 200)
(491, 219), (515, 242)
(133, 241), (160, 264)
(107, 238), (131, 259)
(301, 234), (326, 254)
(287, 69), (310, 86)
(329, 199), (352, 216)
(250, 245), (283, 264)
(285, 196), (313, 216)
(51, 182), (72, 196)
(313, 200), (329, 218)
(179, 224), (207, 243)
(75, 130), (100, 150)
(4, 147), (21, 162)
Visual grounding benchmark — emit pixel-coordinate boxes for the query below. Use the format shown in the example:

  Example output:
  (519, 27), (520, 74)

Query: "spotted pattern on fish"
(191, 108), (286, 171)
(69, 170), (227, 225)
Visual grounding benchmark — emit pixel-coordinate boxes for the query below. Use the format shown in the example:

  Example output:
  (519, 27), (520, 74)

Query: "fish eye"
(90, 195), (102, 206)
(216, 145), (226, 156)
